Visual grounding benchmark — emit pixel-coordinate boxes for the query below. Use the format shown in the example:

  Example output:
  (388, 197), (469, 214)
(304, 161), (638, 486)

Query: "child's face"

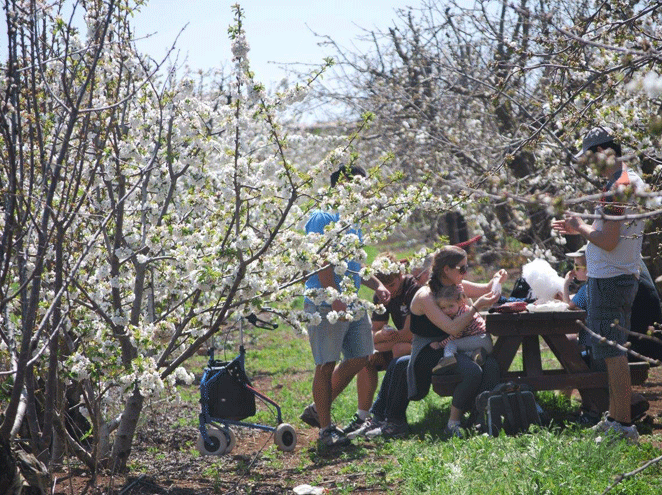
(574, 257), (588, 281)
(437, 298), (460, 317)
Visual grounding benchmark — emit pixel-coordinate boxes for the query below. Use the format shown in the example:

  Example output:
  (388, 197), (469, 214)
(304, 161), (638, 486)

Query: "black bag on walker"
(202, 358), (256, 421)
(475, 382), (542, 436)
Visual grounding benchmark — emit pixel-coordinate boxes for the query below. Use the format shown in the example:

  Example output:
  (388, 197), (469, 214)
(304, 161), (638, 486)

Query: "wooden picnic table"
(432, 309), (650, 413)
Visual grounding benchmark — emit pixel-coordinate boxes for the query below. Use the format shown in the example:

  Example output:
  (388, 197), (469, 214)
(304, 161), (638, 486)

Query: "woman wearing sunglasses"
(407, 245), (507, 437)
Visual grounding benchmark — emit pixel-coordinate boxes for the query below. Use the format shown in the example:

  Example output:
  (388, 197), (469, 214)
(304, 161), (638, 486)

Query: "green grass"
(393, 429), (662, 494)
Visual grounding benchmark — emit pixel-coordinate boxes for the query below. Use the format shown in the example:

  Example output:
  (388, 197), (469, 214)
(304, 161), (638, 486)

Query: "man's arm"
(372, 317), (412, 352)
(553, 216), (620, 252)
(372, 319), (395, 345)
(397, 314), (413, 343)
(362, 274), (390, 304)
(372, 320), (399, 352)
(318, 263), (346, 313)
(372, 319), (387, 333)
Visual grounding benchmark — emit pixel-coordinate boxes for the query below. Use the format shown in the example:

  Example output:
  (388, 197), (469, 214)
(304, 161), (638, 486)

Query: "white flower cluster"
(169, 366), (195, 387)
(520, 244), (558, 262)
(278, 83), (309, 106)
(231, 33), (250, 60)
(117, 357), (167, 399)
(128, 322), (158, 350)
(69, 354), (92, 380)
(325, 304), (369, 324)
(304, 286), (341, 306)
(626, 71), (662, 98)
(326, 311), (341, 324)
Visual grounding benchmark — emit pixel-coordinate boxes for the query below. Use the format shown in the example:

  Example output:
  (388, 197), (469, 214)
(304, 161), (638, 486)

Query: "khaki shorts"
(304, 301), (374, 365)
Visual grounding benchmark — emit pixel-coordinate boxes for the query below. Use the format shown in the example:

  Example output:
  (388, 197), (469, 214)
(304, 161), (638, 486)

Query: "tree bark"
(109, 388), (143, 471)
(0, 435), (20, 495)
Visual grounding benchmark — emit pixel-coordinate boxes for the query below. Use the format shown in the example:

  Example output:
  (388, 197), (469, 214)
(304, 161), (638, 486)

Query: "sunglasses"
(574, 264), (586, 270)
(454, 264), (468, 275)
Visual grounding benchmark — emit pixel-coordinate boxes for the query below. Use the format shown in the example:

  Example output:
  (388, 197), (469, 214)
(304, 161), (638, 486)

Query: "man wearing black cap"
(553, 126), (646, 443)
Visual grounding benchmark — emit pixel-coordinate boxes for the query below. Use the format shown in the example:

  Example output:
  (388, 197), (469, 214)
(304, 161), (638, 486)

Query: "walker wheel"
(274, 423), (297, 452)
(197, 426), (228, 456)
(222, 427), (237, 454)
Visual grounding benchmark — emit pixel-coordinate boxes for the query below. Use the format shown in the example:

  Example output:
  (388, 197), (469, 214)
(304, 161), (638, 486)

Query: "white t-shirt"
(586, 166), (645, 279)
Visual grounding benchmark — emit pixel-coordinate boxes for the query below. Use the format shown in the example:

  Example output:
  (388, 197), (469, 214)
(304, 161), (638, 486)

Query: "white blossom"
(231, 33), (250, 60)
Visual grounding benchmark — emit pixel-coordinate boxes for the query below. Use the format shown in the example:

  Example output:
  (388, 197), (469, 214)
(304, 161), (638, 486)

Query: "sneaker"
(300, 403), (320, 428)
(575, 410), (601, 427)
(342, 413), (365, 438)
(432, 355), (457, 375)
(444, 423), (464, 438)
(365, 420), (408, 439)
(318, 424), (351, 447)
(361, 419), (385, 438)
(592, 418), (639, 444)
(346, 416), (379, 439)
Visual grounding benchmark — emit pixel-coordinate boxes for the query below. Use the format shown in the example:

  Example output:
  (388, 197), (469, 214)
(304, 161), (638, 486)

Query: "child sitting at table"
(430, 284), (493, 374)
(562, 245), (588, 310)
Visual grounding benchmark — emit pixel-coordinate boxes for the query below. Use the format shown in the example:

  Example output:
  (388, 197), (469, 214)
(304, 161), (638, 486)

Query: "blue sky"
(132, 0), (421, 86)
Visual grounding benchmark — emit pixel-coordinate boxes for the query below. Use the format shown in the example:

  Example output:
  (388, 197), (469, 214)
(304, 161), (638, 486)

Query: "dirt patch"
(50, 367), (662, 495)
(51, 372), (399, 495)
(633, 364), (662, 448)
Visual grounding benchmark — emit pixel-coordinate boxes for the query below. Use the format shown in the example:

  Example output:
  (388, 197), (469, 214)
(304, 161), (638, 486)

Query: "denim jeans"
(413, 345), (500, 412)
(371, 355), (410, 423)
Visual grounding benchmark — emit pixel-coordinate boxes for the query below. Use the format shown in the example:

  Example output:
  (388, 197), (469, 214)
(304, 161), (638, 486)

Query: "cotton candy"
(521, 259), (565, 303)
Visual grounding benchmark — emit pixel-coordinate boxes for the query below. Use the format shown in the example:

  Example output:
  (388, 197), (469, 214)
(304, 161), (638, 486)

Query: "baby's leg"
(453, 334), (493, 366)
(432, 341), (458, 375)
(454, 334), (493, 355)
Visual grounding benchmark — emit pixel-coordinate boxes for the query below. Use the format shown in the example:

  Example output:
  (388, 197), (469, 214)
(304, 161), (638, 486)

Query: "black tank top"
(410, 312), (450, 339)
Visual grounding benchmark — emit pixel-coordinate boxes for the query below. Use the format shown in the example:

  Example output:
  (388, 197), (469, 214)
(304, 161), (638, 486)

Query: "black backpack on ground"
(474, 382), (543, 436)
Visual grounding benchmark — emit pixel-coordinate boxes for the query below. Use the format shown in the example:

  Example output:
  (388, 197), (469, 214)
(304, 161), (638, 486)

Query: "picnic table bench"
(431, 310), (650, 413)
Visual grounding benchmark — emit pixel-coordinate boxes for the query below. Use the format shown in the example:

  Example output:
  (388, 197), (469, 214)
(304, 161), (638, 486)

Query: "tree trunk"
(0, 435), (20, 495)
(109, 388), (143, 471)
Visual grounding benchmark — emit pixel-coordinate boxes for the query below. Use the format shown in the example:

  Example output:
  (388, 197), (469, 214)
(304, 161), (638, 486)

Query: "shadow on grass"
(307, 443), (374, 463)
(535, 390), (584, 430)
(409, 401), (451, 441)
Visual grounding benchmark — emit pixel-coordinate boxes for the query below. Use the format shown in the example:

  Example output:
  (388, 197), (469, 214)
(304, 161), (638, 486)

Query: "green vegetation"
(394, 429), (662, 494)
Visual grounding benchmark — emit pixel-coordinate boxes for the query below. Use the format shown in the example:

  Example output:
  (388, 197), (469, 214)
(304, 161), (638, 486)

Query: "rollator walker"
(197, 314), (297, 455)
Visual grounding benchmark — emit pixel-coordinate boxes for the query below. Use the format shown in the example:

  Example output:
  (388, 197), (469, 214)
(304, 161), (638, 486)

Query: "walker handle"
(246, 313), (278, 330)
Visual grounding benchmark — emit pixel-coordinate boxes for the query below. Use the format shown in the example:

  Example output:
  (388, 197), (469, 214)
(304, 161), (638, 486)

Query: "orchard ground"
(52, 349), (662, 494)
